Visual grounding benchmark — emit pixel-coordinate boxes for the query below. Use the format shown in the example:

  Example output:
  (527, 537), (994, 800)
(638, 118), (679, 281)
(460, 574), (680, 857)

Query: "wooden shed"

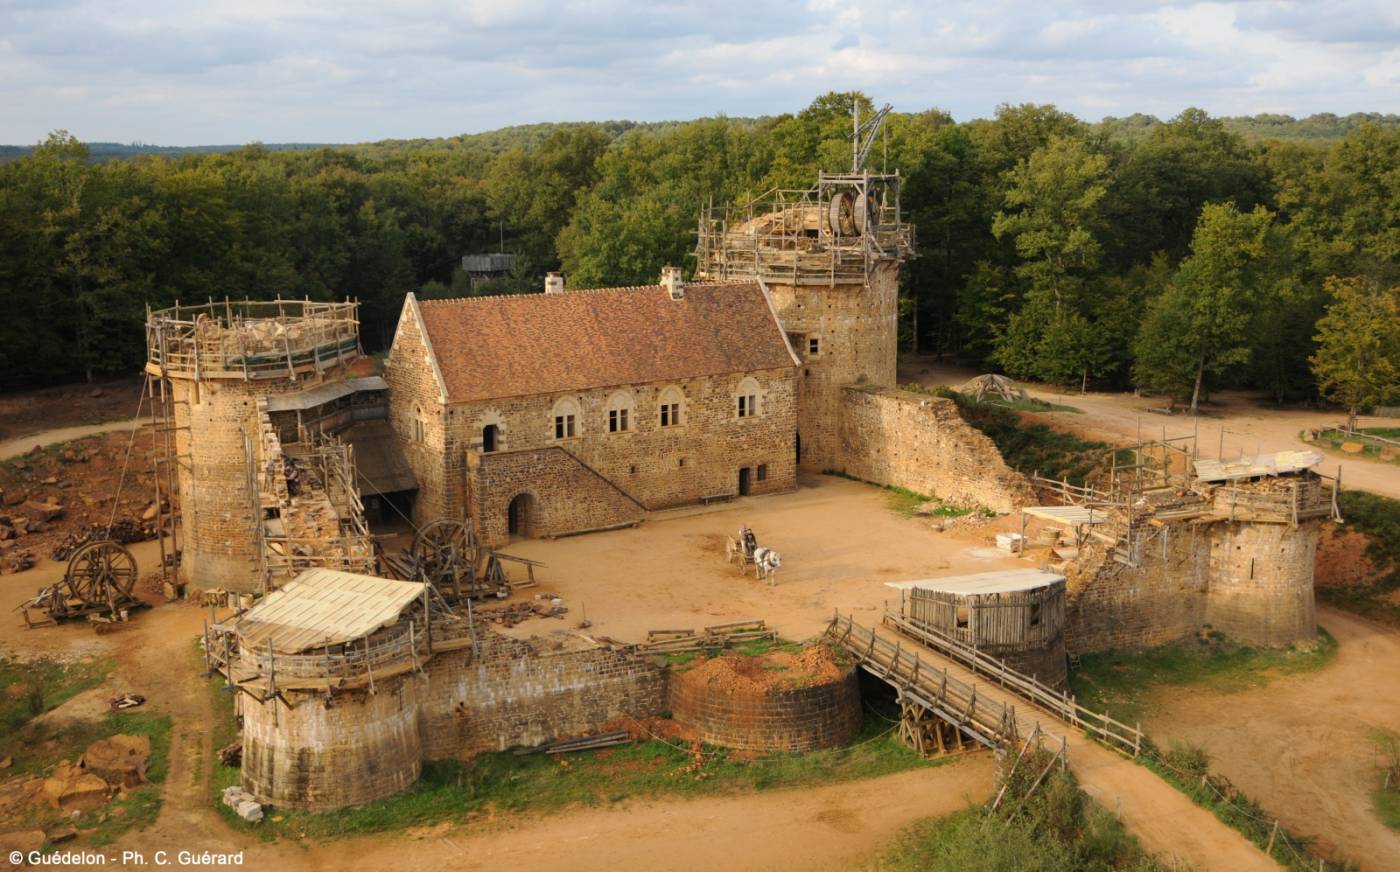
(888, 568), (1068, 687)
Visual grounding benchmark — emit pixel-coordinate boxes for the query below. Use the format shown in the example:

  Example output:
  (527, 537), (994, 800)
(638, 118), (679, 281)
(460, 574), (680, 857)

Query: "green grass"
(876, 754), (1162, 871)
(820, 470), (978, 518)
(211, 684), (933, 841)
(0, 655), (113, 753)
(1361, 427), (1400, 439)
(981, 396), (1084, 415)
(1070, 629), (1337, 725)
(1376, 787), (1400, 831)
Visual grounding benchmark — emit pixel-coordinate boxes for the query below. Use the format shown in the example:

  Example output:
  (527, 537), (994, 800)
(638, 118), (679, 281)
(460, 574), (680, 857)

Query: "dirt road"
(899, 358), (1400, 501)
(1147, 608), (1400, 871)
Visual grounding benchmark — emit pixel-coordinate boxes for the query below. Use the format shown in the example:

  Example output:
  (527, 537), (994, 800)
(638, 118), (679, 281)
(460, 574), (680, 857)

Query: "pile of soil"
(686, 644), (847, 693)
(0, 429), (162, 574)
(1314, 526), (1386, 589)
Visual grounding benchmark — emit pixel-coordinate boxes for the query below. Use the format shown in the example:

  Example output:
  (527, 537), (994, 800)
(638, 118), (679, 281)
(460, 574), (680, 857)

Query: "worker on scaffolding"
(283, 456), (302, 497)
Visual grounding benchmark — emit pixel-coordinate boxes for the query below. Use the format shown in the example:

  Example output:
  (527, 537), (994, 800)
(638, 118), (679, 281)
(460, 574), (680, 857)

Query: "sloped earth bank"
(897, 356), (1400, 501)
(1146, 608), (1400, 871)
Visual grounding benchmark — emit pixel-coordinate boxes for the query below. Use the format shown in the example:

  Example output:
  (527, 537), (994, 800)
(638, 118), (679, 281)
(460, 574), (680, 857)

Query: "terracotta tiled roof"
(414, 282), (796, 403)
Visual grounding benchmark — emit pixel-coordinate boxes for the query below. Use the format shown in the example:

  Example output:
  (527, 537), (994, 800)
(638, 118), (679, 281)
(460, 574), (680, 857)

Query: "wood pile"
(641, 619), (775, 654)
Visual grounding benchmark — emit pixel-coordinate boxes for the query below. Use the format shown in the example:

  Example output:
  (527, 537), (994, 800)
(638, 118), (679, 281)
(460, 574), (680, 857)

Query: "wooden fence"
(881, 610), (1144, 759)
(824, 613), (1033, 751)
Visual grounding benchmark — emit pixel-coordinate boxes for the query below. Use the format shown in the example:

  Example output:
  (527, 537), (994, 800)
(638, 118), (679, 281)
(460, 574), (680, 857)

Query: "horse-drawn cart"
(724, 526), (782, 585)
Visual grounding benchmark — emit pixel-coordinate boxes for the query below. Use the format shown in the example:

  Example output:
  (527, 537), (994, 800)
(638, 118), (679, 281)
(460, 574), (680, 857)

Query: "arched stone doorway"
(507, 493), (535, 539)
(482, 424), (499, 453)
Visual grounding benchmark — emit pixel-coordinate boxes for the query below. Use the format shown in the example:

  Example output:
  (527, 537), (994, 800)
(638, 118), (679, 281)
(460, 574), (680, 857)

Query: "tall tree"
(1310, 277), (1400, 430)
(1133, 203), (1279, 412)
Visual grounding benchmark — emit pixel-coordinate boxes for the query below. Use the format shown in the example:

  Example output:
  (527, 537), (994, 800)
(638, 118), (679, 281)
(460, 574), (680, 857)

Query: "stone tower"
(145, 299), (364, 592)
(694, 171), (914, 470)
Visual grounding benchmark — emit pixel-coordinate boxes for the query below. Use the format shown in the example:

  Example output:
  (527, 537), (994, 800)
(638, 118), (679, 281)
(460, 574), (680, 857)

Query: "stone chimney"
(544, 272), (564, 295)
(661, 266), (684, 300)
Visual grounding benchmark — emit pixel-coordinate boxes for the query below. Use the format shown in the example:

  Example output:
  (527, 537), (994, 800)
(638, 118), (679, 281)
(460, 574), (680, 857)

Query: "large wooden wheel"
(64, 541), (138, 608)
(412, 519), (477, 593)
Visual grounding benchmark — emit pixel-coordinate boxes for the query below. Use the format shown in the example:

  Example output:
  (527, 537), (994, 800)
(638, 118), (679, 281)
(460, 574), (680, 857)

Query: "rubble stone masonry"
(764, 264), (899, 472)
(836, 385), (1034, 513)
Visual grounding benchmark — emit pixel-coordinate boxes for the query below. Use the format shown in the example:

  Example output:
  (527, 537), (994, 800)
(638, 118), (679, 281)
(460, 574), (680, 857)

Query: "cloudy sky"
(2, 0), (1398, 146)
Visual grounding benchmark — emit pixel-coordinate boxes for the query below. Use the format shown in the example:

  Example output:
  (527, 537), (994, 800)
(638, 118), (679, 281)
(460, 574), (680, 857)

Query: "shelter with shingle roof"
(384, 272), (800, 543)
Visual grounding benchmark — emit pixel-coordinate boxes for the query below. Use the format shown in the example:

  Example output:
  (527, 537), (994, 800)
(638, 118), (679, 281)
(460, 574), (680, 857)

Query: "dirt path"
(899, 358), (1400, 501)
(852, 624), (1280, 871)
(0, 419), (155, 462)
(1147, 608), (1400, 871)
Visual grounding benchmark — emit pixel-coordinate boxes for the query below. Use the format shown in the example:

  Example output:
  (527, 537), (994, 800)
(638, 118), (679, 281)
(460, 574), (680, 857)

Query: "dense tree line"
(1, 94), (1397, 411)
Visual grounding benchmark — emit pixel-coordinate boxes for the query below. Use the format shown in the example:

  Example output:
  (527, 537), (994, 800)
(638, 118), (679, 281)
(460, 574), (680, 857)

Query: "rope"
(105, 383), (149, 536)
(353, 465), (421, 535)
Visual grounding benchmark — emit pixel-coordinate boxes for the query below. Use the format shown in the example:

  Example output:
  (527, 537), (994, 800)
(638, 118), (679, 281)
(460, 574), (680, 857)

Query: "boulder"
(42, 761), (109, 810)
(47, 827), (77, 844)
(3, 491), (24, 507)
(0, 526), (13, 541)
(235, 800), (264, 823)
(81, 734), (150, 789)
(21, 501), (63, 523)
(141, 503), (159, 522)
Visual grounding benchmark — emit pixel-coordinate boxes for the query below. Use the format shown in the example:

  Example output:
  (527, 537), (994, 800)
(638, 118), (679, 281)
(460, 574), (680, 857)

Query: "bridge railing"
(881, 610), (1143, 758)
(825, 612), (1028, 750)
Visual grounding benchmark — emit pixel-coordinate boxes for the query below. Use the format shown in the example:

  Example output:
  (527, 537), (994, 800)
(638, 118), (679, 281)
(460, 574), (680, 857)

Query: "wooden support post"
(1266, 820), (1278, 855)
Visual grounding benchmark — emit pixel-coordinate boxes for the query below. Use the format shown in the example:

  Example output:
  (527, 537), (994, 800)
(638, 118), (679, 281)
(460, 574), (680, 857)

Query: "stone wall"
(383, 300), (451, 526)
(240, 629), (668, 811)
(765, 264), (899, 472)
(240, 674), (423, 811)
(419, 633), (668, 758)
(172, 363), (360, 593)
(836, 385), (1034, 513)
(668, 664), (862, 752)
(1065, 514), (1319, 653)
(437, 368), (797, 544)
(467, 447), (644, 544)
(1205, 520), (1319, 646)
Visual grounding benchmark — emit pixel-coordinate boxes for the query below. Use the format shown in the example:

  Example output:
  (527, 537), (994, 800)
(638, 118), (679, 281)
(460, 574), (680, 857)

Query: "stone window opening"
(658, 386), (685, 428)
(607, 392), (636, 434)
(736, 377), (761, 419)
(482, 424), (499, 453)
(757, 463), (768, 481)
(808, 337), (820, 356)
(551, 398), (580, 441)
(413, 405), (425, 443)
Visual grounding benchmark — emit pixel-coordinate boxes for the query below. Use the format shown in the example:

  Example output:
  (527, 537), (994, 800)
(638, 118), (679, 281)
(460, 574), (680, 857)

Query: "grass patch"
(1374, 728), (1400, 831)
(1133, 741), (1331, 871)
(214, 690), (933, 842)
(820, 470), (977, 518)
(1377, 787), (1400, 831)
(0, 655), (113, 753)
(1070, 629), (1337, 725)
(981, 396), (1084, 414)
(877, 750), (1161, 871)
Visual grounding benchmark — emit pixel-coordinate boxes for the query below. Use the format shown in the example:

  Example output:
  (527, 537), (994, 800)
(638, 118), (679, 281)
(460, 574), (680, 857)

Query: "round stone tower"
(694, 172), (914, 470)
(145, 299), (363, 592)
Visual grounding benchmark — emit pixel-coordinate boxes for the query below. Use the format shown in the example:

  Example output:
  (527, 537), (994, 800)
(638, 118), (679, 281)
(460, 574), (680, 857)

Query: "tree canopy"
(1, 94), (1398, 415)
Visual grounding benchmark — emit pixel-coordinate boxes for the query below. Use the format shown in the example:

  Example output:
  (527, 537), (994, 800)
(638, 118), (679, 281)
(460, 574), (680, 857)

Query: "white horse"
(751, 547), (782, 586)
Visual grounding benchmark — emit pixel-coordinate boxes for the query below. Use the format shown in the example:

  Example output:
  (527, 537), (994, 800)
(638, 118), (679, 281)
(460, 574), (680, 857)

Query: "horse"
(751, 547), (782, 586)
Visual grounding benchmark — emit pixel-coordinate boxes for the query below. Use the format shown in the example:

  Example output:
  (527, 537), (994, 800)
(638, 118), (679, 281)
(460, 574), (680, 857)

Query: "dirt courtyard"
(488, 474), (1024, 645)
(0, 476), (1012, 871)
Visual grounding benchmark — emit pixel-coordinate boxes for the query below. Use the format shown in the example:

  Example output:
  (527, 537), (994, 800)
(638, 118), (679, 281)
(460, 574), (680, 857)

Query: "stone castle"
(148, 160), (1332, 813)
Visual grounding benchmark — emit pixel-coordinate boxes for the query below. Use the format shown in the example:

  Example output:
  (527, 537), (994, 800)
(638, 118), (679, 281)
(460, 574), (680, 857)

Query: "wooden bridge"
(823, 612), (1279, 871)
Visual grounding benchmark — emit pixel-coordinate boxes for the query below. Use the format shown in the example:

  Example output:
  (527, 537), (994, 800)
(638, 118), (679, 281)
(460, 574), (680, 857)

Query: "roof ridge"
(416, 280), (758, 306)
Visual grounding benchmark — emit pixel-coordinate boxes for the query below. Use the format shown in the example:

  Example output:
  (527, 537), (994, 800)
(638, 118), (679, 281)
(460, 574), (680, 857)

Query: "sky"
(2, 0), (1398, 146)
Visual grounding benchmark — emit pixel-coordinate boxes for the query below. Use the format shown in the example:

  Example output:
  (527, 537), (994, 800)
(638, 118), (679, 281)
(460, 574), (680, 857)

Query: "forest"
(0, 93), (1396, 415)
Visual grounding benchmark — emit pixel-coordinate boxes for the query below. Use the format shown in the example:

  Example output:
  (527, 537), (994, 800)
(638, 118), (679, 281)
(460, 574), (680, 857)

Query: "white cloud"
(0, 0), (1395, 145)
